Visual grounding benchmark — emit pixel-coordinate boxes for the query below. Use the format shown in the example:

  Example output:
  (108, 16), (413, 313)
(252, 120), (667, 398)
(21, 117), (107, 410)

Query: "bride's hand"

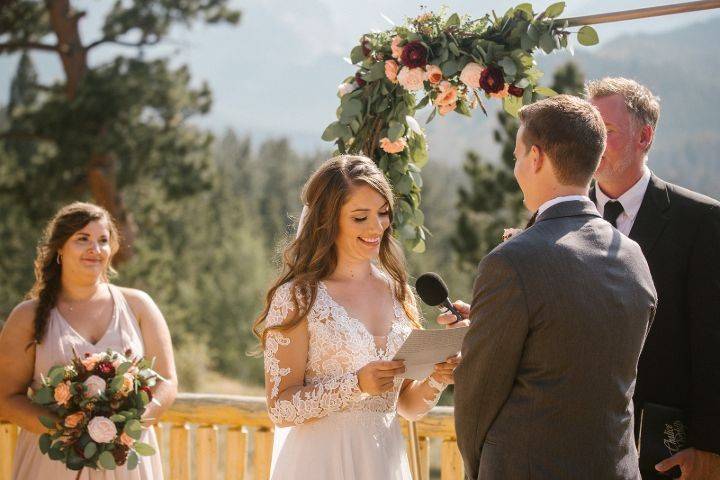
(431, 353), (461, 385)
(357, 360), (406, 395)
(436, 300), (470, 328)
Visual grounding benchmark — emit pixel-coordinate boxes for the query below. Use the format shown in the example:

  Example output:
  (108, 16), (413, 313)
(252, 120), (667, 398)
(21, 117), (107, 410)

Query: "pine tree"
(0, 1), (241, 261)
(452, 62), (586, 271)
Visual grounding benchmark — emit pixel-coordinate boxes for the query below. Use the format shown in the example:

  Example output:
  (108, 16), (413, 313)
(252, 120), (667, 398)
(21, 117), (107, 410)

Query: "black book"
(638, 403), (688, 479)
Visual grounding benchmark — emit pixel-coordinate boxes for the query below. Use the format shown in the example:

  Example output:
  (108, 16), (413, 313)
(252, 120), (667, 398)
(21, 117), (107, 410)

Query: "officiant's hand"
(655, 447), (720, 480)
(436, 300), (470, 328)
(357, 360), (405, 395)
(432, 353), (461, 385)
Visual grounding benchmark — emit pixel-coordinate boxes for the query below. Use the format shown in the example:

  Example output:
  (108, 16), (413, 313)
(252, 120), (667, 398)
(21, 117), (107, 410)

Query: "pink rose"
(119, 432), (135, 448)
(385, 60), (399, 83)
(64, 411), (85, 428)
(397, 67), (425, 91)
(83, 375), (107, 398)
(54, 382), (72, 406)
(435, 81), (458, 107)
(391, 36), (404, 59)
(438, 103), (457, 116)
(459, 62), (484, 89)
(425, 64), (443, 85)
(88, 416), (117, 444)
(379, 137), (407, 154)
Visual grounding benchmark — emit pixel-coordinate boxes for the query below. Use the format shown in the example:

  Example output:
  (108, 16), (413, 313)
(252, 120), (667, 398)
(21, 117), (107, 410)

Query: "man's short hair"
(585, 77), (660, 129)
(518, 95), (606, 186)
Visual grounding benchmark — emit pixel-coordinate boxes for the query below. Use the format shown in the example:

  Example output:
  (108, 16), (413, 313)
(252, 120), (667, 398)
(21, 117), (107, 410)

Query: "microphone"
(415, 272), (465, 325)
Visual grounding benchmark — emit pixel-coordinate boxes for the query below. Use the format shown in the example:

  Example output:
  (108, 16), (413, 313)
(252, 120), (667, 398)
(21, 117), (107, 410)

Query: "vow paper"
(392, 326), (470, 380)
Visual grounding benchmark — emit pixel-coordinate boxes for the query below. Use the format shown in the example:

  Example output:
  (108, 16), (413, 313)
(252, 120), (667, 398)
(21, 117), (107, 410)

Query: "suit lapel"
(628, 174), (670, 255)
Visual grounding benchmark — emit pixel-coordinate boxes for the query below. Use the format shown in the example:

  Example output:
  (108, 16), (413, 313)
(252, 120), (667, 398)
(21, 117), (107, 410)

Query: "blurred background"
(1, 0), (719, 396)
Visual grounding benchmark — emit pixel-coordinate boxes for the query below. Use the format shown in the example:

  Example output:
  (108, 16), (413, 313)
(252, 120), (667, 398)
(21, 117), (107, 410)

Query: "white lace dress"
(264, 280), (444, 480)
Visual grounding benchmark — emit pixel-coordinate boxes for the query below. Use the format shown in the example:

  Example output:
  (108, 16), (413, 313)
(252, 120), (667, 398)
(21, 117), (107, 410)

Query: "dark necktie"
(525, 211), (537, 229)
(603, 200), (624, 227)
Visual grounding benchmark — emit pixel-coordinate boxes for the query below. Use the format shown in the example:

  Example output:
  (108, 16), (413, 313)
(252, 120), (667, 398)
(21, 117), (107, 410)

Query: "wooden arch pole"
(560, 0), (720, 27)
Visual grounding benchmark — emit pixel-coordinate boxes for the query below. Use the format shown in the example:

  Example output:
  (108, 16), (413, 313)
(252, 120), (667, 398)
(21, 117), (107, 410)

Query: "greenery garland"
(322, 2), (598, 252)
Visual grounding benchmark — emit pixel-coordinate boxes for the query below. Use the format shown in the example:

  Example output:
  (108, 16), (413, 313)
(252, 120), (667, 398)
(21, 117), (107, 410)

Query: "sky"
(1, 0), (719, 150)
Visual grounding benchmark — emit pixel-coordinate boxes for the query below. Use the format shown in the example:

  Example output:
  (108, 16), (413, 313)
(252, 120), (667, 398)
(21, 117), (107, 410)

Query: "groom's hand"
(436, 300), (470, 328)
(357, 360), (405, 395)
(655, 447), (720, 480)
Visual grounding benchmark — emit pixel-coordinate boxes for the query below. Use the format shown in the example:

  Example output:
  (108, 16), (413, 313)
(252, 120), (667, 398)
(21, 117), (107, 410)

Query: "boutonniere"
(502, 228), (523, 242)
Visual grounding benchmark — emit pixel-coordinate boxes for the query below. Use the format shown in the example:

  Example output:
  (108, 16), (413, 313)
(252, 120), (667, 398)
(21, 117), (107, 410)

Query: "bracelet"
(426, 375), (447, 393)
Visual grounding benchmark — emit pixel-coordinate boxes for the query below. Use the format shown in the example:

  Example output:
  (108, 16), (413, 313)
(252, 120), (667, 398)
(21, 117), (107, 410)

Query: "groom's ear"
(531, 144), (544, 173)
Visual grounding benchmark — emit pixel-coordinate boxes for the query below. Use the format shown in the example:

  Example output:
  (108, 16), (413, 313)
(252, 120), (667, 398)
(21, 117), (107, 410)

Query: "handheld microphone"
(415, 272), (465, 325)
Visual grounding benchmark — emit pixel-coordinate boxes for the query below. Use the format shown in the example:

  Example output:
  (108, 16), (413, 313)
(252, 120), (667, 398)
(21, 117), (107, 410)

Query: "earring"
(56, 253), (61, 265)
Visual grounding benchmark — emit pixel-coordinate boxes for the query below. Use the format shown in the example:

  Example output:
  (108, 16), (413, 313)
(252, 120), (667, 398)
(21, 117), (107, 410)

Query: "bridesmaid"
(0, 202), (177, 479)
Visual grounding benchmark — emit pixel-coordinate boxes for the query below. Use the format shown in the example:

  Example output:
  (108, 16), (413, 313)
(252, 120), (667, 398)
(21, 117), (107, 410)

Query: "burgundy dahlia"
(508, 85), (524, 97)
(96, 361), (115, 378)
(400, 41), (428, 69)
(361, 37), (371, 57)
(479, 65), (505, 94)
(112, 444), (129, 466)
(354, 71), (366, 87)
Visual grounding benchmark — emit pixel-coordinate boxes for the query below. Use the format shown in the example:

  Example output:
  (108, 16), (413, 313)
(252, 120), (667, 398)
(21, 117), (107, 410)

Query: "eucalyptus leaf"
(133, 442), (156, 456)
(412, 239), (426, 253)
(39, 433), (52, 454)
(127, 451), (139, 470)
(84, 441), (98, 459)
(99, 450), (117, 470)
(350, 45), (365, 64)
(425, 107), (437, 124)
(387, 121), (405, 142)
(539, 33), (557, 54)
(534, 86), (558, 97)
(440, 59), (458, 77)
(125, 419), (143, 440)
(446, 13), (461, 27)
(364, 62), (387, 82)
(577, 26), (599, 46)
(498, 57), (517, 77)
(39, 415), (57, 430)
(503, 95), (523, 118)
(33, 387), (53, 405)
(544, 2), (565, 18)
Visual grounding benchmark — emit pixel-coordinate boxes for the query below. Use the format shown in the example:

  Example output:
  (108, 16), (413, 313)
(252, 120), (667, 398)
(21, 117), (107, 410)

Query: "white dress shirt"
(596, 165), (652, 236)
(537, 195), (590, 217)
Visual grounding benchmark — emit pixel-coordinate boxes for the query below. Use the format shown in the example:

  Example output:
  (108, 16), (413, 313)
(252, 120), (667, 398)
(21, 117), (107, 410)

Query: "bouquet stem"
(75, 467), (83, 480)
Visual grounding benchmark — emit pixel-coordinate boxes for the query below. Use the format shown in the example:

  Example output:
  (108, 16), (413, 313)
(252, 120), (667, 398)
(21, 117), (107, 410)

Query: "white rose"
(83, 375), (107, 398)
(338, 82), (357, 97)
(87, 416), (117, 444)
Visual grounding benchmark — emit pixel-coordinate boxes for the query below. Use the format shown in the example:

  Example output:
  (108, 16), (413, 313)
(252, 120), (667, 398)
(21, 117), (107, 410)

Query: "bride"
(253, 155), (460, 479)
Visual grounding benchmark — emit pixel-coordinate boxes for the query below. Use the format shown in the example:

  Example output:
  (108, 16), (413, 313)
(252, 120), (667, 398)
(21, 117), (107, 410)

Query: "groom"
(452, 95), (657, 479)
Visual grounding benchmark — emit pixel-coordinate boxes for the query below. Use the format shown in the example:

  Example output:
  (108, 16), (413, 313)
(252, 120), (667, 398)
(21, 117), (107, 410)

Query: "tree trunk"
(46, 0), (137, 262)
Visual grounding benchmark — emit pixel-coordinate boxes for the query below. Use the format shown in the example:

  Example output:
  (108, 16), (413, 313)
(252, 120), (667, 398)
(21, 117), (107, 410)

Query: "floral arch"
(322, 3), (598, 252)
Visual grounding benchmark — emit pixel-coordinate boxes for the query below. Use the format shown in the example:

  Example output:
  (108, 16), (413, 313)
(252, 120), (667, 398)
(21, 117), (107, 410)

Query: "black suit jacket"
(592, 174), (720, 455)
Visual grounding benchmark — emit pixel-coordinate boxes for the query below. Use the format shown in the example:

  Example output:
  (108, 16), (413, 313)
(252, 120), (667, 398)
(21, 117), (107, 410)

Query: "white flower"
(338, 82), (357, 97)
(83, 375), (107, 398)
(88, 416), (117, 444)
(502, 228), (524, 242)
(405, 115), (423, 136)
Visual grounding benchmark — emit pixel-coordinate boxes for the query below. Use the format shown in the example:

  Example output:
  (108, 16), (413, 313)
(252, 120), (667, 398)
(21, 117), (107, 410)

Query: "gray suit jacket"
(454, 199), (657, 480)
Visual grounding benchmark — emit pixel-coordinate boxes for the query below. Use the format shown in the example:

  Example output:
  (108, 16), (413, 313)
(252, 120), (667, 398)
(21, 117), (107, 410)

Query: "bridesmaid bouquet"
(30, 349), (163, 474)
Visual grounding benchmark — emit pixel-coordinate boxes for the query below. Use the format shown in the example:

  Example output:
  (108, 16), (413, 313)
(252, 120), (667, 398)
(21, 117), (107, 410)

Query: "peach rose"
(83, 375), (107, 398)
(385, 60), (399, 83)
(119, 373), (134, 396)
(459, 62), (484, 89)
(54, 381), (72, 406)
(88, 416), (117, 444)
(425, 64), (443, 85)
(64, 411), (85, 429)
(490, 83), (510, 99)
(439, 103), (457, 116)
(435, 81), (458, 107)
(397, 67), (425, 91)
(119, 431), (135, 448)
(81, 353), (102, 372)
(379, 137), (407, 154)
(391, 36), (404, 59)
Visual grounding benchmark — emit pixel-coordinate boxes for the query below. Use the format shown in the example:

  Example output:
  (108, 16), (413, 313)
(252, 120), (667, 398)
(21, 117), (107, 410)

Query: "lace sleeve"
(263, 283), (361, 427)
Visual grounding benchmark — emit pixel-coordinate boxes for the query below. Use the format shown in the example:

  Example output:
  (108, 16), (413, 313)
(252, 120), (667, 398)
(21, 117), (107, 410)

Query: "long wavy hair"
(253, 155), (421, 348)
(26, 202), (120, 344)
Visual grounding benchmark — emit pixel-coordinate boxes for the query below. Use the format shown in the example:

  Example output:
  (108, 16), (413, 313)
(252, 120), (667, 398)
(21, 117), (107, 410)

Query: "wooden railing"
(0, 393), (464, 480)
